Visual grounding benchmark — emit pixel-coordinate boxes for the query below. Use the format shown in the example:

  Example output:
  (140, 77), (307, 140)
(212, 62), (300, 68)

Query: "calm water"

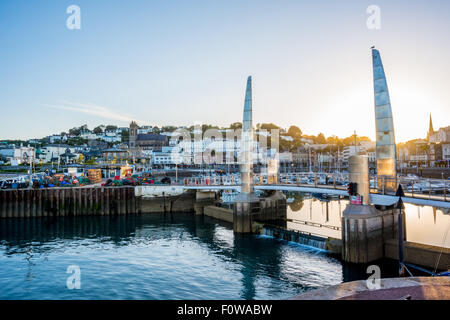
(285, 194), (450, 248)
(0, 213), (395, 300)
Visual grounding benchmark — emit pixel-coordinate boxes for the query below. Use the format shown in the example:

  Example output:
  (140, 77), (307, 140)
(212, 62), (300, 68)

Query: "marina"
(1, 1), (450, 305)
(1, 192), (448, 300)
(0, 213), (364, 300)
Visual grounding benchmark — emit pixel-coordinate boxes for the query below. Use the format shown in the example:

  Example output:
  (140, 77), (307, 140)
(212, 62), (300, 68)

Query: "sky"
(0, 0), (449, 142)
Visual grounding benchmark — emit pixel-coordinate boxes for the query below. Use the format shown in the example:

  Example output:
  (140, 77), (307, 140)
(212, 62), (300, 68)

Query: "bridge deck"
(183, 184), (450, 209)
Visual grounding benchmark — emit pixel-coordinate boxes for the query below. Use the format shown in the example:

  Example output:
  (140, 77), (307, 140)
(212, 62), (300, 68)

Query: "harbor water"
(0, 211), (394, 300)
(284, 193), (450, 248)
(1, 191), (447, 300)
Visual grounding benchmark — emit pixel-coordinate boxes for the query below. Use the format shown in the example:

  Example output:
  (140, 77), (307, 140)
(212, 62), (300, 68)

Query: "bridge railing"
(182, 172), (449, 202)
(373, 176), (449, 202)
(182, 172), (349, 190)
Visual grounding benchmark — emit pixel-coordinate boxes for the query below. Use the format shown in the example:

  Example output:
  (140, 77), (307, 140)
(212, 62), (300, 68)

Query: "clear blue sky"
(1, 0), (449, 142)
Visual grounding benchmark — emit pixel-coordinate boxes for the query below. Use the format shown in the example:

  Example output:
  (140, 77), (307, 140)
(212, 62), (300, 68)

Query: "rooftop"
(136, 134), (167, 141)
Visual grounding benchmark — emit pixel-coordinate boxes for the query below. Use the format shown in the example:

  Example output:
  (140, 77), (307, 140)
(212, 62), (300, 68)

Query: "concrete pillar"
(348, 155), (370, 205)
(233, 199), (260, 233)
(342, 204), (398, 263)
(194, 191), (216, 215)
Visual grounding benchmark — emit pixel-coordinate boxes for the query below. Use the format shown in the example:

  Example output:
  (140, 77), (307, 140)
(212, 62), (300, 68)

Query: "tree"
(287, 126), (302, 139)
(229, 122), (242, 130)
(291, 139), (303, 151)
(316, 133), (326, 144)
(66, 137), (88, 146)
(68, 125), (89, 136)
(162, 126), (177, 132)
(69, 127), (82, 136)
(202, 124), (219, 133)
(93, 125), (104, 135)
(121, 130), (129, 143)
(105, 125), (117, 132)
(279, 139), (292, 152)
(260, 123), (281, 131)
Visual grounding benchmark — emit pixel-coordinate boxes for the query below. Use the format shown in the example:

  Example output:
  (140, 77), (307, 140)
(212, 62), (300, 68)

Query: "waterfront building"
(292, 150), (310, 167)
(152, 150), (177, 166)
(102, 148), (130, 164)
(38, 145), (78, 163)
(443, 143), (450, 163)
(342, 145), (365, 162)
(0, 144), (35, 165)
(367, 151), (376, 163)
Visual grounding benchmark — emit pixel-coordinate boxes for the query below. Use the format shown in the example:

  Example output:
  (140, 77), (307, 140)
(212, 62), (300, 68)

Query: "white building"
(80, 132), (99, 140)
(49, 134), (68, 144)
(442, 143), (450, 162)
(152, 148), (177, 165)
(359, 140), (375, 150)
(137, 126), (153, 134)
(116, 127), (129, 134)
(367, 152), (376, 163)
(0, 145), (35, 165)
(281, 135), (294, 142)
(38, 145), (77, 163)
(101, 135), (121, 143)
(437, 126), (450, 143)
(342, 145), (366, 162)
(100, 131), (122, 143)
(409, 154), (428, 162)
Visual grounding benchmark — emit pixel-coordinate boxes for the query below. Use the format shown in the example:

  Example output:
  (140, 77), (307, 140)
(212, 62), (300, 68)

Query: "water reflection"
(286, 194), (343, 239)
(0, 202), (444, 300)
(285, 193), (450, 248)
(0, 214), (346, 299)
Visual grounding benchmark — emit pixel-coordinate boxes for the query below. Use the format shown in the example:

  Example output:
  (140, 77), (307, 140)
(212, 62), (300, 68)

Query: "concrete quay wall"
(0, 187), (200, 217)
(385, 239), (450, 271)
(0, 187), (137, 218)
(204, 205), (233, 223)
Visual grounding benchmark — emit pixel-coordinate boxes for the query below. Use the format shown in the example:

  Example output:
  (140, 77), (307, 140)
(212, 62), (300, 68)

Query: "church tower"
(129, 121), (139, 160)
(427, 114), (435, 142)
